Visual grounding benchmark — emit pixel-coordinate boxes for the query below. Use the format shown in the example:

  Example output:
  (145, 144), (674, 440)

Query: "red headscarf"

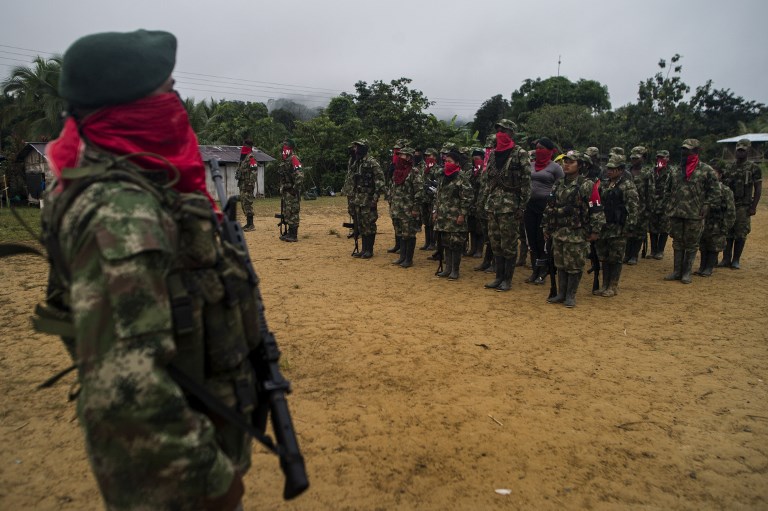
(684, 154), (699, 181)
(534, 148), (554, 171)
(443, 161), (461, 176)
(393, 156), (412, 185)
(495, 131), (515, 152)
(47, 92), (216, 209)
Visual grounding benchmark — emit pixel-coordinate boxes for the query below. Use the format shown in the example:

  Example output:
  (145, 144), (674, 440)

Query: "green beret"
(60, 29), (177, 108)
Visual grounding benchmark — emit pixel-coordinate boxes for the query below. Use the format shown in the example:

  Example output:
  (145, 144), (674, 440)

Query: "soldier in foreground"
(648, 149), (672, 259)
(433, 148), (473, 280)
(277, 138), (304, 242)
(389, 147), (424, 268)
(42, 30), (258, 510)
(695, 164), (735, 277)
(349, 139), (385, 259)
(625, 146), (652, 265)
(237, 141), (258, 231)
(720, 138), (762, 269)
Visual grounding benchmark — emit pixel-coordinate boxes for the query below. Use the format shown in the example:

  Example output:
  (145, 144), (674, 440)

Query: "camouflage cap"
(424, 147), (439, 156)
(440, 142), (457, 153)
(656, 149), (670, 157)
(458, 146), (470, 155)
(681, 138), (700, 149)
(630, 146), (647, 158)
(562, 149), (584, 162)
(609, 147), (625, 157)
(605, 155), (626, 169)
(484, 134), (497, 148)
(398, 147), (415, 156)
(585, 147), (600, 157)
(494, 119), (517, 132)
(394, 138), (410, 149)
(471, 146), (484, 156)
(736, 138), (751, 150)
(352, 139), (369, 147)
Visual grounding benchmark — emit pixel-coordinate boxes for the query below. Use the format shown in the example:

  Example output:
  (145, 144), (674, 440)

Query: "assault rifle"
(342, 213), (360, 256)
(537, 238), (557, 299)
(587, 242), (600, 292)
(275, 197), (288, 238)
(194, 158), (309, 500)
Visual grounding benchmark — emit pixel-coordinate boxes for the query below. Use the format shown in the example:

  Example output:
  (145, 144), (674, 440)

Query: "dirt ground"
(1, 195), (767, 510)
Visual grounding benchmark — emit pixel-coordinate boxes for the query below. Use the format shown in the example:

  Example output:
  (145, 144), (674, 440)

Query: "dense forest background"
(2, 53), (766, 198)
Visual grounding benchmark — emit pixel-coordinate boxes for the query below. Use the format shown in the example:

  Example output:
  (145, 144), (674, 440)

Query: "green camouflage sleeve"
(459, 173), (473, 217)
(582, 180), (606, 236)
(624, 181), (640, 230)
(704, 164), (721, 211)
(65, 187), (237, 508)
(412, 166), (425, 206)
(372, 160), (385, 204)
(723, 186), (736, 232)
(517, 148), (531, 208)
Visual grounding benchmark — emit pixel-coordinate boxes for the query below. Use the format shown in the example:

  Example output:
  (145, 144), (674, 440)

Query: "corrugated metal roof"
(717, 133), (768, 143)
(199, 145), (275, 163)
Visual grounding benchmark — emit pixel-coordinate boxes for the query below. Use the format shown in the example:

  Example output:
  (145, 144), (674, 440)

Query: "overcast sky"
(2, 0), (767, 121)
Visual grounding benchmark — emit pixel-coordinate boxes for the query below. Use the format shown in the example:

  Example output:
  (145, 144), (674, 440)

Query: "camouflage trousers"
(552, 239), (589, 273)
(239, 187), (254, 216)
(282, 192), (300, 227)
(648, 211), (669, 234)
(625, 213), (648, 239)
(487, 211), (519, 259)
(438, 231), (468, 251)
(669, 217), (704, 251)
(700, 232), (727, 252)
(467, 215), (483, 237)
(595, 236), (627, 264)
(394, 215), (420, 238)
(728, 206), (752, 239)
(353, 204), (379, 236)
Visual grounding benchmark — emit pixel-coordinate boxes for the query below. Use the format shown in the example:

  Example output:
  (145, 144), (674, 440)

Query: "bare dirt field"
(1, 194), (767, 510)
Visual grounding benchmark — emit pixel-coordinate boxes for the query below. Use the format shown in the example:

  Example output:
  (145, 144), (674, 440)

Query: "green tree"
(510, 76), (611, 121)
(198, 100), (270, 144)
(524, 104), (598, 151)
(270, 108), (298, 132)
(689, 80), (766, 137)
(471, 94), (512, 140)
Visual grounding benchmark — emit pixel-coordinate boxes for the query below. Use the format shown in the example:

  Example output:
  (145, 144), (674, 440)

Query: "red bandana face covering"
(534, 148), (554, 171)
(684, 154), (699, 180)
(47, 92), (215, 209)
(495, 131), (515, 152)
(443, 161), (461, 176)
(473, 157), (483, 176)
(655, 157), (667, 172)
(425, 156), (436, 172)
(393, 156), (412, 185)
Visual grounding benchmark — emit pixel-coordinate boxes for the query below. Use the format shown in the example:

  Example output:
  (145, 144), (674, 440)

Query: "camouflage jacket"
(466, 164), (484, 217)
(723, 160), (762, 207)
(650, 165), (673, 216)
(350, 155), (385, 207)
(705, 182), (736, 236)
(237, 157), (258, 192)
(421, 162), (441, 205)
(664, 161), (721, 220)
(599, 174), (639, 239)
(483, 147), (531, 214)
(390, 166), (425, 221)
(630, 166), (653, 222)
(40, 149), (253, 510)
(277, 154), (304, 196)
(433, 170), (473, 232)
(543, 175), (606, 242)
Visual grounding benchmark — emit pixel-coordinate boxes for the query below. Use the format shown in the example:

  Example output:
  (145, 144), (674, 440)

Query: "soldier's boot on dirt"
(593, 262), (609, 295)
(655, 233), (668, 259)
(717, 238), (733, 267)
(427, 229), (437, 250)
(700, 251), (717, 277)
(285, 226), (298, 242)
(626, 239), (640, 265)
(680, 250), (696, 284)
(448, 250), (462, 280)
(352, 238), (363, 257)
(419, 229), (431, 250)
(547, 270), (568, 303)
(664, 249), (684, 281)
(485, 248), (497, 273)
(525, 265), (539, 284)
(497, 257), (517, 292)
(474, 243), (493, 271)
(602, 263), (622, 297)
(731, 238), (746, 269)
(437, 248), (453, 277)
(533, 265), (547, 285)
(649, 234), (658, 259)
(517, 239), (529, 266)
(465, 233), (476, 257)
(361, 234), (375, 259)
(392, 237), (406, 265)
(428, 245), (442, 261)
(400, 238), (416, 268)
(243, 214), (255, 232)
(484, 256), (505, 288)
(473, 233), (484, 258)
(387, 236), (400, 254)
(564, 271), (582, 308)
(694, 249), (707, 276)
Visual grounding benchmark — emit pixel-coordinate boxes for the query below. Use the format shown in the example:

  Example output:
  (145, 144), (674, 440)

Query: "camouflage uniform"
(277, 146), (304, 242)
(663, 139), (721, 283)
(350, 141), (385, 258)
(474, 135), (496, 271)
(596, 157), (639, 297)
(433, 157), (473, 279)
(720, 140), (762, 268)
(483, 140), (531, 290)
(41, 149), (254, 510)
(624, 147), (653, 265)
(237, 156), (258, 225)
(390, 147), (424, 267)
(695, 181), (736, 276)
(648, 150), (673, 259)
(419, 149), (440, 250)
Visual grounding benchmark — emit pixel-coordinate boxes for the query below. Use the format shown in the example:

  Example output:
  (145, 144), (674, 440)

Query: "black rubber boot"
(564, 271), (582, 308)
(664, 249), (683, 281)
(626, 239), (640, 265)
(286, 225), (298, 242)
(387, 236), (400, 254)
(533, 265), (546, 285)
(392, 237), (405, 265)
(437, 248), (453, 277)
(525, 265), (539, 284)
(681, 250), (695, 284)
(655, 234), (668, 259)
(700, 251), (717, 277)
(649, 233), (658, 259)
(475, 244), (492, 271)
(427, 229), (437, 250)
(473, 233), (484, 258)
(694, 249), (707, 276)
(465, 233), (476, 257)
(243, 214), (255, 232)
(731, 239), (746, 269)
(547, 270), (568, 303)
(448, 249), (462, 280)
(593, 262), (610, 296)
(485, 256), (505, 288)
(497, 257), (516, 292)
(419, 228), (431, 250)
(400, 238), (416, 268)
(718, 238), (733, 267)
(361, 234), (375, 259)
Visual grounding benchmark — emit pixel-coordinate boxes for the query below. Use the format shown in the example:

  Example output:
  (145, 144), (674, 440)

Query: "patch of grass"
(0, 206), (43, 243)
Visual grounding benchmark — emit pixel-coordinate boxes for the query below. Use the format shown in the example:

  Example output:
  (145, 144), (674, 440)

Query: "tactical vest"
(489, 151), (524, 191)
(37, 159), (262, 426)
(728, 162), (757, 205)
(603, 183), (627, 225)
